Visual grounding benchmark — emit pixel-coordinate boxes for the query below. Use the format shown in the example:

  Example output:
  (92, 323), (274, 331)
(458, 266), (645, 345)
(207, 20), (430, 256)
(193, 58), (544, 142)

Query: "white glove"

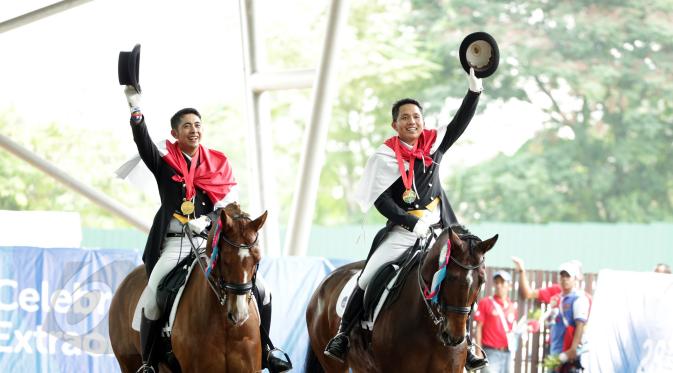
(468, 67), (483, 93)
(188, 215), (210, 235)
(124, 85), (142, 113)
(413, 220), (430, 238)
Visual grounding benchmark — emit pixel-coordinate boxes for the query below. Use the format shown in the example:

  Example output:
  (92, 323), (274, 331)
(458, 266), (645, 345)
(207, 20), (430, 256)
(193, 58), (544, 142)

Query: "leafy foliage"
(0, 109), (156, 228)
(421, 0), (673, 222)
(3, 0), (672, 228)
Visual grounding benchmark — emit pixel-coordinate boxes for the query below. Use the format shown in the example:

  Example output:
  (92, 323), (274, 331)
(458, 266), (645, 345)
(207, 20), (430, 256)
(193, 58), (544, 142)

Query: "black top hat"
(459, 32), (499, 78)
(118, 44), (142, 93)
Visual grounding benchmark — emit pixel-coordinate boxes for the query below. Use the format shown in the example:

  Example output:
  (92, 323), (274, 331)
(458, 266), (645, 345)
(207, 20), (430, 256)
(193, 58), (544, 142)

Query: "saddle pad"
(336, 274), (358, 318)
(132, 257), (200, 335)
(335, 270), (402, 331)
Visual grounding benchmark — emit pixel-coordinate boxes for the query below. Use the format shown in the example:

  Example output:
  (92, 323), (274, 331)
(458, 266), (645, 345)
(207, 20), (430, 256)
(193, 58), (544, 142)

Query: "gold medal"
(402, 189), (417, 204)
(180, 200), (195, 215)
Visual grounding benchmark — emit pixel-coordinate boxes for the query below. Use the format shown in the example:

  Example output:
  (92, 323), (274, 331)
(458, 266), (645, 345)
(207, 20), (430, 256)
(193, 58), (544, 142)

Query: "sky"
(1, 0), (546, 179)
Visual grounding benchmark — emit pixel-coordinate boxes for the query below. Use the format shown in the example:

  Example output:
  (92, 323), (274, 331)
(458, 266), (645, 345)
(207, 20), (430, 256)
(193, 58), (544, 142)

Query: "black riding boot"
(324, 287), (365, 363)
(137, 309), (161, 373)
(465, 332), (488, 371)
(257, 295), (293, 373)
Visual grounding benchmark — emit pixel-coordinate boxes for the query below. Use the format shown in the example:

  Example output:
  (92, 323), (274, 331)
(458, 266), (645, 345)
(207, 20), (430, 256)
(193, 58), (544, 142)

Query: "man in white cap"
(474, 270), (518, 373)
(654, 263), (671, 274)
(512, 257), (590, 370)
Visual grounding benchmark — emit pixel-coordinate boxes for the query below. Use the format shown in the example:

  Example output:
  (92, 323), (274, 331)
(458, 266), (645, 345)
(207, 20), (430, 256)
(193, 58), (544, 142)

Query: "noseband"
(417, 235), (484, 346)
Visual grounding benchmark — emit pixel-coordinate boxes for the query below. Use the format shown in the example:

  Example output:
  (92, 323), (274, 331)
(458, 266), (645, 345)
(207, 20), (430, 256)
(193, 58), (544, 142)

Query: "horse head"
(209, 202), (266, 326)
(420, 225), (498, 346)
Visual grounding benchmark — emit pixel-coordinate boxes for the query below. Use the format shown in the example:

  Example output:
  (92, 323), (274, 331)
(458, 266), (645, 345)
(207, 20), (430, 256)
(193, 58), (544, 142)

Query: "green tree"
(408, 0), (673, 222)
(0, 109), (156, 228)
(263, 0), (673, 224)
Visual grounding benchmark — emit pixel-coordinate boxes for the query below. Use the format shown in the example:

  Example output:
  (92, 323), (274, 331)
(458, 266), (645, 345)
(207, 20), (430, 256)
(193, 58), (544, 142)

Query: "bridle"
(186, 215), (259, 306)
(215, 233), (258, 297)
(416, 233), (484, 346)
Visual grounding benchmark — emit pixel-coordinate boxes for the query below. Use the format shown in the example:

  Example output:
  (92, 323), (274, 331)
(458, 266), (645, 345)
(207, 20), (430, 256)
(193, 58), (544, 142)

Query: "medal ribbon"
(393, 140), (416, 192)
(172, 150), (200, 202)
(184, 151), (200, 201)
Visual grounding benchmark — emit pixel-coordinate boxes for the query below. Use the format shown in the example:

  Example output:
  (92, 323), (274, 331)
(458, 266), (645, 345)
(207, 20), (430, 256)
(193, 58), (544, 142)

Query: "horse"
(305, 226), (498, 373)
(109, 203), (267, 372)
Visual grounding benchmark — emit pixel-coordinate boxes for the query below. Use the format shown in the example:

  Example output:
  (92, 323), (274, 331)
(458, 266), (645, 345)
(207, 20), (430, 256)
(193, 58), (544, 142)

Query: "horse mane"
(223, 202), (250, 220)
(448, 224), (482, 254)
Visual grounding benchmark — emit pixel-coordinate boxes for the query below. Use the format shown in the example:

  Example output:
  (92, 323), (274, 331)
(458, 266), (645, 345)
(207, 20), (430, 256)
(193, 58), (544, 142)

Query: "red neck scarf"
(384, 129), (437, 167)
(162, 140), (236, 204)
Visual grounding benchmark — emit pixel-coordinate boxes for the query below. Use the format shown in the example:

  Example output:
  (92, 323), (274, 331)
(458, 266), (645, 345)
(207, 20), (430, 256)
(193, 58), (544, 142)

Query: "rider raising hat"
(120, 87), (292, 373)
(323, 68), (488, 371)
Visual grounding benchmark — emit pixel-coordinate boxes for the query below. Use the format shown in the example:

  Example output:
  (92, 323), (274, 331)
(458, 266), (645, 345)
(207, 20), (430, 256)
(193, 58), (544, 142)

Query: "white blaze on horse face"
(239, 248), (250, 261)
(227, 270), (251, 326)
(231, 293), (250, 325)
(466, 269), (474, 290)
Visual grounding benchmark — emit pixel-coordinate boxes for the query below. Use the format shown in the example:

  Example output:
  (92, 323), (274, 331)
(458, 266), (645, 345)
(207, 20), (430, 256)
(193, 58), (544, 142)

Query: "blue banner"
(584, 270), (673, 373)
(0, 247), (140, 372)
(0, 246), (345, 372)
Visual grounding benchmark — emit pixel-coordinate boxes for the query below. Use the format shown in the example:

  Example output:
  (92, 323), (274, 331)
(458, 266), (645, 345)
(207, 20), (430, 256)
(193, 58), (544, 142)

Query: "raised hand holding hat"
(124, 86), (141, 110)
(124, 85), (142, 122)
(468, 67), (483, 93)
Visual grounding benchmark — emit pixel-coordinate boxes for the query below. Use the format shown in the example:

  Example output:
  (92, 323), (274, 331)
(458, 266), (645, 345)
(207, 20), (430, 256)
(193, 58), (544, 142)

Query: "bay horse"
(109, 203), (266, 372)
(305, 226), (497, 373)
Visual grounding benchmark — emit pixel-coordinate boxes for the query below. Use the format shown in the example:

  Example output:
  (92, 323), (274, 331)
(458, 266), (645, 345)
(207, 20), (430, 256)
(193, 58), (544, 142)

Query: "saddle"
(336, 243), (422, 331)
(156, 252), (197, 320)
(130, 253), (201, 373)
(362, 244), (421, 321)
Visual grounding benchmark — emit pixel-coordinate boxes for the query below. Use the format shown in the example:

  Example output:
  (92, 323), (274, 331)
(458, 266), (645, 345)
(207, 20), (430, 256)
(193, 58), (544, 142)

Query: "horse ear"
(478, 234), (499, 254)
(220, 209), (234, 231)
(447, 227), (460, 246)
(249, 210), (268, 232)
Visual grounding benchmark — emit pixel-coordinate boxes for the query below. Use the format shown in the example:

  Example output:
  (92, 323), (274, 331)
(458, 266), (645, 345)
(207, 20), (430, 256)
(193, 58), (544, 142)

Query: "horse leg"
(114, 355), (143, 373)
(306, 264), (365, 373)
(109, 267), (147, 372)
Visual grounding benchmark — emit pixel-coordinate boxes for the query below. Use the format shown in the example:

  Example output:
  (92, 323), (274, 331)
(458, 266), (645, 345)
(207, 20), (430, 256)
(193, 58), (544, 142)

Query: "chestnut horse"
(109, 203), (266, 372)
(305, 227), (497, 373)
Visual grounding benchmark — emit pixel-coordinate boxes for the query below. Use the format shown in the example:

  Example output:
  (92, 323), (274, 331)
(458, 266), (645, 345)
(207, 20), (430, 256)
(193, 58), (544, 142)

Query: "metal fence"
(475, 267), (597, 373)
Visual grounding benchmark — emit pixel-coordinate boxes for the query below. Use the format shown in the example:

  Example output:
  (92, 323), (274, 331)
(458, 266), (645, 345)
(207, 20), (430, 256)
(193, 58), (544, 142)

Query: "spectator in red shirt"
(474, 270), (518, 373)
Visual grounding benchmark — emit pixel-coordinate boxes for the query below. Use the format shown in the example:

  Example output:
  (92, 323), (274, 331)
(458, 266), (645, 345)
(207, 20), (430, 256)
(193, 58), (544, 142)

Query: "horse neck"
(418, 238), (472, 339)
(183, 267), (229, 331)
(387, 260), (444, 344)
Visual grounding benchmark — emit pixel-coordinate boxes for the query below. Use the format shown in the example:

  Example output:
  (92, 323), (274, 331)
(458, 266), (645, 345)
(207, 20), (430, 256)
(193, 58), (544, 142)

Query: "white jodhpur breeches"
(139, 235), (207, 320)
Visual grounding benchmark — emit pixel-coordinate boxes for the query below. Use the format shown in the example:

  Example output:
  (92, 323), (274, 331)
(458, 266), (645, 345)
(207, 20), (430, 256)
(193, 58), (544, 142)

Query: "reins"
(184, 216), (259, 306)
(416, 230), (484, 346)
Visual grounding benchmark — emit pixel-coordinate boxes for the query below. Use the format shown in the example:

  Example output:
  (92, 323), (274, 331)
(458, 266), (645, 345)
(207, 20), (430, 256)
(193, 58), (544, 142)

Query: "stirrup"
(135, 363), (156, 373)
(465, 344), (488, 372)
(324, 333), (349, 364)
(267, 348), (293, 373)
